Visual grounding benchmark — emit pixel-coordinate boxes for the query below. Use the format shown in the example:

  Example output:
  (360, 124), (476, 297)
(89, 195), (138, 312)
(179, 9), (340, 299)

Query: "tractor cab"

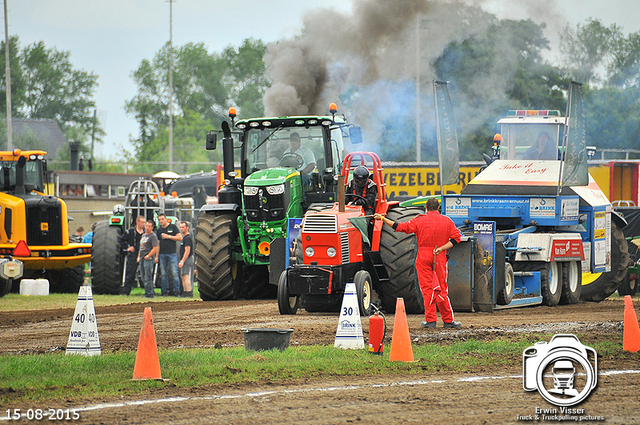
(496, 110), (564, 161)
(0, 149), (48, 195)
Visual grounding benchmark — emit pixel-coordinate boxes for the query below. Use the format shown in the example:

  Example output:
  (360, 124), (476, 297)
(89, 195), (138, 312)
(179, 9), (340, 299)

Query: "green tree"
(126, 39), (269, 167)
(125, 42), (228, 159)
(584, 86), (640, 150)
(134, 108), (220, 174)
(560, 18), (623, 85)
(608, 31), (640, 88)
(222, 38), (269, 117)
(558, 19), (640, 150)
(0, 36), (102, 159)
(435, 19), (566, 160)
(0, 36), (26, 117)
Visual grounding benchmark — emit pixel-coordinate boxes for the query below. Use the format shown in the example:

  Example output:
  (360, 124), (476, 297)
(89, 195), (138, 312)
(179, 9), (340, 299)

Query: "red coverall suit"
(395, 211), (462, 323)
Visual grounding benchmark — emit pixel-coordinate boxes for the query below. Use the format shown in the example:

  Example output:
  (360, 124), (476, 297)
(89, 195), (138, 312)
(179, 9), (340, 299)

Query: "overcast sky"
(8, 0), (640, 160)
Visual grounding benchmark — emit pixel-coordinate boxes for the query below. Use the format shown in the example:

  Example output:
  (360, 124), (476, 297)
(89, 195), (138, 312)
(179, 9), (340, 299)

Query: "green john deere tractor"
(195, 104), (363, 300)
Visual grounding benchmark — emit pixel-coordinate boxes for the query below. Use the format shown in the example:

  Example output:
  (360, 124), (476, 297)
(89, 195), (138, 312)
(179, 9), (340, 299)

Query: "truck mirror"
(206, 132), (217, 150)
(349, 126), (363, 144)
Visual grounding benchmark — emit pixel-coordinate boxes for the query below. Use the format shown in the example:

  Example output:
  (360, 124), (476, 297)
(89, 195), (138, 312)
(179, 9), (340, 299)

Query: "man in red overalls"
(375, 198), (462, 328)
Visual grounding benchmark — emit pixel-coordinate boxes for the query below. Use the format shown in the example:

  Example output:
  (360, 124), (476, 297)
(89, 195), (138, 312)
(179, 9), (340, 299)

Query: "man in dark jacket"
(120, 215), (146, 295)
(345, 165), (377, 216)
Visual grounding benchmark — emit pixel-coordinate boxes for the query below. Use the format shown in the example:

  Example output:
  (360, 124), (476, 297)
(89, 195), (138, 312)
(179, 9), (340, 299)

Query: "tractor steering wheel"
(280, 153), (305, 170)
(346, 193), (367, 205)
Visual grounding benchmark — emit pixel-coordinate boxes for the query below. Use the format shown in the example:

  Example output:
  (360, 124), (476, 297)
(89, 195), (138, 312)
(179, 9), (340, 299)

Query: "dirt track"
(1, 297), (639, 424)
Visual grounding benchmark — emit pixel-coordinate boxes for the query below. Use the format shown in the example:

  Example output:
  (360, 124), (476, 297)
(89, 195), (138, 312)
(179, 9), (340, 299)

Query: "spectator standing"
(137, 220), (159, 299)
(73, 227), (84, 243)
(178, 221), (194, 298)
(374, 198), (462, 329)
(156, 213), (182, 296)
(82, 223), (96, 244)
(120, 216), (146, 295)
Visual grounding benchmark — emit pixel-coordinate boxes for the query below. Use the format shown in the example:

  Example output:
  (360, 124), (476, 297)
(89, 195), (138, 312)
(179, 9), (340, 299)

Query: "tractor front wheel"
(277, 270), (299, 315)
(541, 261), (563, 306)
(241, 265), (276, 299)
(515, 261), (562, 306)
(354, 270), (373, 316)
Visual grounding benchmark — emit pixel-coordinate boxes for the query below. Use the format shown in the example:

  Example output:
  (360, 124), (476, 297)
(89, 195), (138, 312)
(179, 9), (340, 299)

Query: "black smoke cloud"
(262, 0), (564, 160)
(264, 0), (436, 117)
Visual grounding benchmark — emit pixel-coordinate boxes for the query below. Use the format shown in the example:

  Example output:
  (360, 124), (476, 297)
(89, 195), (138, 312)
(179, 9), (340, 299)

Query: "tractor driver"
(281, 132), (316, 174)
(524, 131), (557, 160)
(345, 165), (377, 216)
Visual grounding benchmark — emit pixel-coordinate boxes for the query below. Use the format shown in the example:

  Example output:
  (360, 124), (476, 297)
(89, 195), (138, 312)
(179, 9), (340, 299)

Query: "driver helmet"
(113, 204), (126, 216)
(353, 166), (370, 188)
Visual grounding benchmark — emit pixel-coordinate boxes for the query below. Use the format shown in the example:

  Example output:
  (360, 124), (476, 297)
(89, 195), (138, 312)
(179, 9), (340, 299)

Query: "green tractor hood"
(244, 167), (299, 186)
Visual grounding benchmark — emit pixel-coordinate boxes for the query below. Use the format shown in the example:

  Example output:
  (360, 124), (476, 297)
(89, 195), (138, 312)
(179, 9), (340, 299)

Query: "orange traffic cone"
(389, 298), (414, 362)
(623, 296), (640, 353)
(132, 307), (163, 380)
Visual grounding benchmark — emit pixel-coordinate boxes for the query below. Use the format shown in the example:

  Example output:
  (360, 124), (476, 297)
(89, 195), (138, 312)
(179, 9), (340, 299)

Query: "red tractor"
(277, 152), (425, 315)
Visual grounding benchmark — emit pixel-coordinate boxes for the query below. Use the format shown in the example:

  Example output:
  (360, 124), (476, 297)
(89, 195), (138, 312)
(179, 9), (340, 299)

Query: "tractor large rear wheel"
(195, 213), (241, 300)
(91, 221), (123, 294)
(378, 207), (425, 314)
(581, 221), (630, 301)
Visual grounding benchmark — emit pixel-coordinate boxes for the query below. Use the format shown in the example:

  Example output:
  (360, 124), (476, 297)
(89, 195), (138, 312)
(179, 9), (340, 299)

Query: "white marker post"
(66, 285), (101, 356)
(334, 282), (365, 349)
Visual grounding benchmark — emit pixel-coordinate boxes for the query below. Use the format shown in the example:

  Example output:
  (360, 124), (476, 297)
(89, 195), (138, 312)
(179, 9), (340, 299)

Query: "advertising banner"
(434, 81), (460, 186)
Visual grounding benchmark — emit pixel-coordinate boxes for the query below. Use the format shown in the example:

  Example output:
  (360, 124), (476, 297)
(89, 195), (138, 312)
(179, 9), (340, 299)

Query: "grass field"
(0, 338), (610, 404)
(0, 287), (631, 405)
(0, 286), (201, 312)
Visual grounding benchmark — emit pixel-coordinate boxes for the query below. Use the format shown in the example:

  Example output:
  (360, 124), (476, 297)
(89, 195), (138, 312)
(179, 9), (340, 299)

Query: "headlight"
(244, 186), (258, 196)
(305, 247), (315, 257)
(327, 247), (337, 257)
(266, 184), (285, 195)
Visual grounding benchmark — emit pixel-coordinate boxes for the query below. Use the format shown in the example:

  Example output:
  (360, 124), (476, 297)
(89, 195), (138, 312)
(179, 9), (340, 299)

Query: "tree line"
(1, 15), (639, 172)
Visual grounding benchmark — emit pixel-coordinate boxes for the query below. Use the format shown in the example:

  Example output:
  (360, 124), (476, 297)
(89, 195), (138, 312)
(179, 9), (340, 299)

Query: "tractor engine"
(288, 205), (365, 296)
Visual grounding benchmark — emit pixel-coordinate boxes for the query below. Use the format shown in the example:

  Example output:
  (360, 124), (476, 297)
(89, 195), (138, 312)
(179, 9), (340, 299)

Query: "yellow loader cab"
(0, 149), (91, 294)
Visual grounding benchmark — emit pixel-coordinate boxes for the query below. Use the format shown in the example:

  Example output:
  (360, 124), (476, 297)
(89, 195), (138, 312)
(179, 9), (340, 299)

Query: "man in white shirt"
(282, 132), (316, 174)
